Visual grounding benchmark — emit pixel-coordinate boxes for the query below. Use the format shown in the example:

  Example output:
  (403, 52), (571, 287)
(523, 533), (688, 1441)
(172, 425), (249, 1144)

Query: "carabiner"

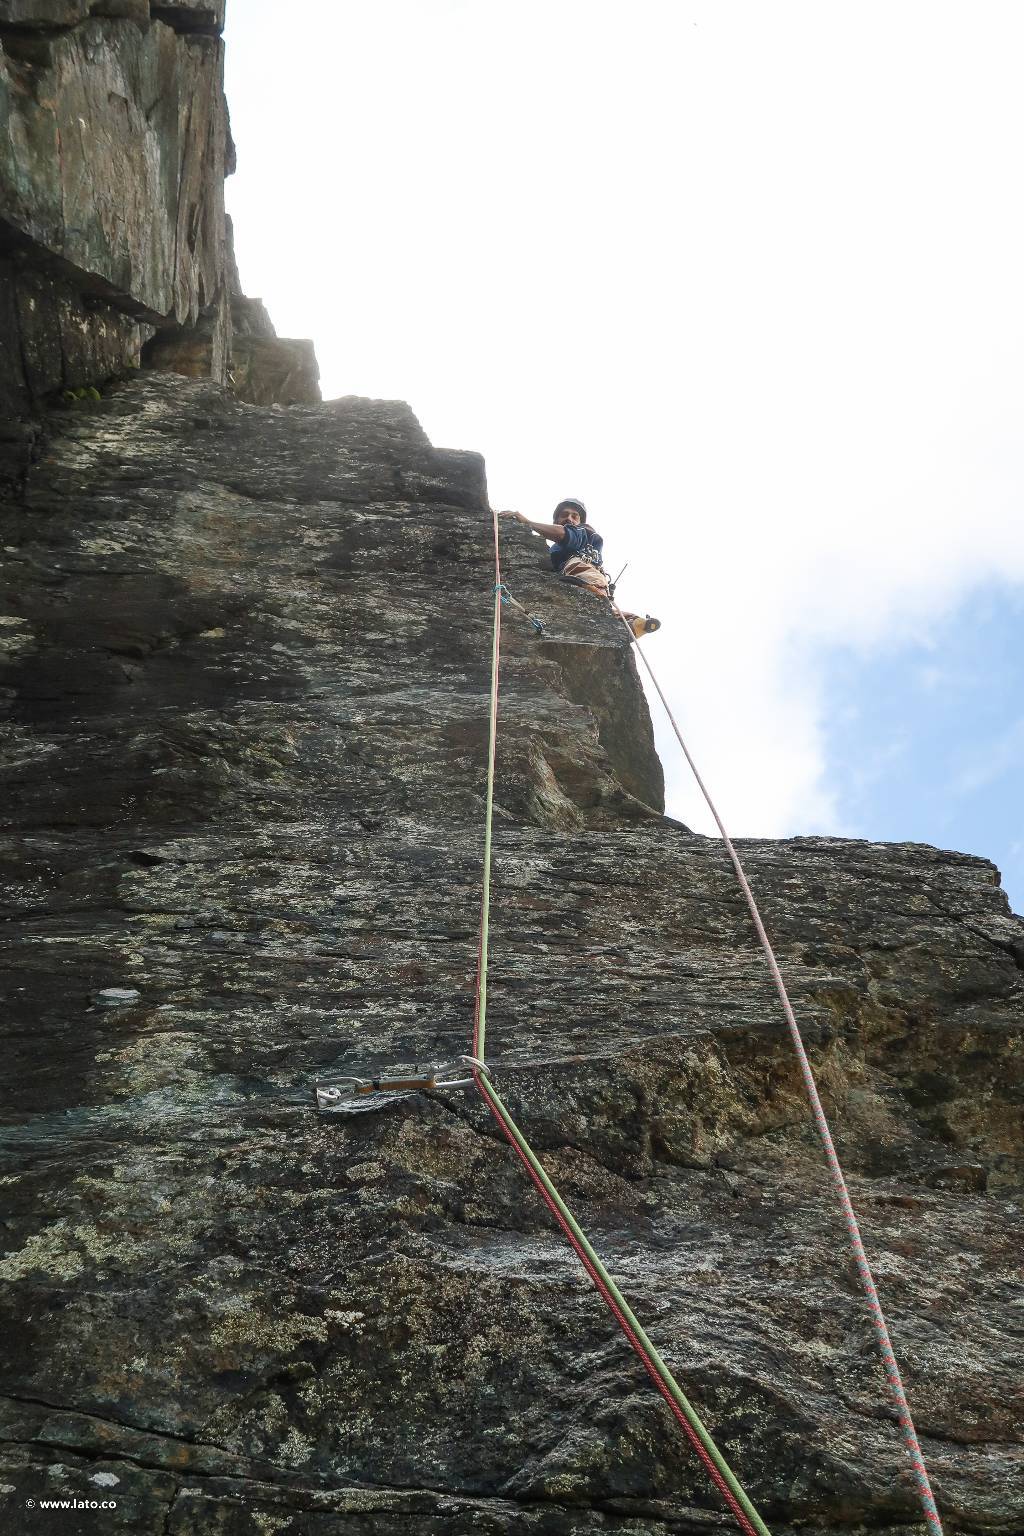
(315, 1055), (491, 1112)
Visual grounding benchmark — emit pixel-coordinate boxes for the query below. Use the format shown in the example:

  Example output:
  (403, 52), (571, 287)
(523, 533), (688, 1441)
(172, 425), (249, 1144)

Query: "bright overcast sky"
(225, 2), (1024, 914)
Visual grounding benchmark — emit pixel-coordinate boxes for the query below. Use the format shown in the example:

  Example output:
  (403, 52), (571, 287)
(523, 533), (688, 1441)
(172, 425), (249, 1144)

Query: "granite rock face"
(224, 217), (321, 408)
(0, 373), (1021, 1536)
(0, 0), (231, 409)
(0, 1), (319, 413)
(228, 334), (321, 408)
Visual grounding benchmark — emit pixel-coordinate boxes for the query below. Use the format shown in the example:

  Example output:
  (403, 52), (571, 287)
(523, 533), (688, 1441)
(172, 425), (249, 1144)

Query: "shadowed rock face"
(0, 2), (319, 412)
(0, 373), (1021, 1535)
(0, 1), (231, 409)
(228, 335), (321, 409)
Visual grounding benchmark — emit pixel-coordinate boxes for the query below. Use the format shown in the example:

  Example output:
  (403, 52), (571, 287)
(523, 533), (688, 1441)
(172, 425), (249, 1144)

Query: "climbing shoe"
(630, 615), (661, 638)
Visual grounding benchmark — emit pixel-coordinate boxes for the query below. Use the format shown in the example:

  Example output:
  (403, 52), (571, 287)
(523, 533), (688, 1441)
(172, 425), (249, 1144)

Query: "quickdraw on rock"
(315, 1055), (490, 1112)
(495, 581), (545, 635)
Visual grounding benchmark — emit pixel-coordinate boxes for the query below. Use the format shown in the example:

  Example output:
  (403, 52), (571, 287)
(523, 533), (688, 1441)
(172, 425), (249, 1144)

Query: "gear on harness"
(315, 1055), (490, 1112)
(607, 560), (629, 600)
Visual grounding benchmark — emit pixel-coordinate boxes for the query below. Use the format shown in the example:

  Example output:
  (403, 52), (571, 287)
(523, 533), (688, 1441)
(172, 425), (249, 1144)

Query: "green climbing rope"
(469, 507), (772, 1536)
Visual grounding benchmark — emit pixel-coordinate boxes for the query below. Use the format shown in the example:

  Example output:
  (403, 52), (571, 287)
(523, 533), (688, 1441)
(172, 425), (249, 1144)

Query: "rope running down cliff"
(613, 607), (945, 1536)
(470, 509), (772, 1536)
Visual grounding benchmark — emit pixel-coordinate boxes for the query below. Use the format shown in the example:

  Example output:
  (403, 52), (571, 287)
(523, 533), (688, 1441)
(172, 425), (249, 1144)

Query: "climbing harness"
(495, 581), (546, 635)
(611, 604), (945, 1536)
(315, 1056), (489, 1111)
(471, 506), (772, 1536)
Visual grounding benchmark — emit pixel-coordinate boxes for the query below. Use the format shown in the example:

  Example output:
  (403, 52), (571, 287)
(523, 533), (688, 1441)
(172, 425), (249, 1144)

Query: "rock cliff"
(0, 0), (318, 415)
(0, 372), (1021, 1536)
(2, 2), (1023, 1531)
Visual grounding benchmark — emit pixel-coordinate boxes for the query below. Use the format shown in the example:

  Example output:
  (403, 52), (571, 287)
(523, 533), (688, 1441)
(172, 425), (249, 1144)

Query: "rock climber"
(501, 499), (660, 638)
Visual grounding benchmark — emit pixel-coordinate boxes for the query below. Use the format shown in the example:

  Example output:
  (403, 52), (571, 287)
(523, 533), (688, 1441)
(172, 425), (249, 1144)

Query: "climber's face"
(555, 507), (581, 527)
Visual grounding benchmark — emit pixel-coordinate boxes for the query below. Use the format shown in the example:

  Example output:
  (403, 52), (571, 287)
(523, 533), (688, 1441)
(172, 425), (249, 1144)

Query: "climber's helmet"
(554, 498), (587, 525)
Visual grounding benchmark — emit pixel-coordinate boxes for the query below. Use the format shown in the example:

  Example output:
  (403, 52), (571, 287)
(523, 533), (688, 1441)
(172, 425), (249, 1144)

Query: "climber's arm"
(499, 510), (567, 543)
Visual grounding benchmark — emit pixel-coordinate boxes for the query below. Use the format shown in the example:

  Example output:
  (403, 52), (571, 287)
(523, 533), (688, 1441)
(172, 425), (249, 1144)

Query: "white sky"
(226, 1), (1024, 847)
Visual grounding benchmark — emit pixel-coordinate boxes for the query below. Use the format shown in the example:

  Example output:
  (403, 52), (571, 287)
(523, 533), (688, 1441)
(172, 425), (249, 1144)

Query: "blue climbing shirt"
(550, 524), (604, 574)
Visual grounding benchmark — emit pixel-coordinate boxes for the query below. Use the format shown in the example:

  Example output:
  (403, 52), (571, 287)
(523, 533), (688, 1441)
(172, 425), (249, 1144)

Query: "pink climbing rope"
(623, 618), (945, 1536)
